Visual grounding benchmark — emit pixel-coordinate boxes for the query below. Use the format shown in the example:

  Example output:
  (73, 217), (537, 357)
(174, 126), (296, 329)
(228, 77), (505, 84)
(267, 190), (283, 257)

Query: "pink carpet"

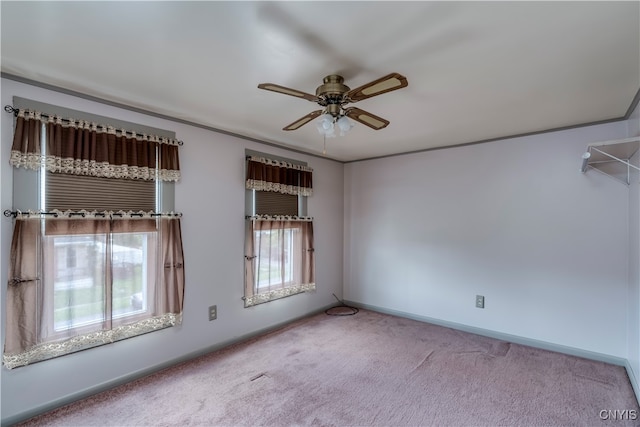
(16, 309), (640, 426)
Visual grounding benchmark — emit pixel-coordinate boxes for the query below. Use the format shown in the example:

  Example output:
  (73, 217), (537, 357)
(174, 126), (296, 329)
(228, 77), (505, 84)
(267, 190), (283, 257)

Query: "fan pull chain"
(323, 134), (327, 156)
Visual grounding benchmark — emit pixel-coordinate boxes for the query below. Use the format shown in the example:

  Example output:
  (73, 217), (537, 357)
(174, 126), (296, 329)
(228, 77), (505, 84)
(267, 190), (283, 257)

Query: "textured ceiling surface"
(2, 1), (639, 161)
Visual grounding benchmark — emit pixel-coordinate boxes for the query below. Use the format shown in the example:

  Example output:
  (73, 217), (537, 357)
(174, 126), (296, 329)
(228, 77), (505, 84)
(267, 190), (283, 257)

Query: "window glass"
(111, 232), (155, 318)
(50, 234), (107, 331)
(255, 227), (297, 288)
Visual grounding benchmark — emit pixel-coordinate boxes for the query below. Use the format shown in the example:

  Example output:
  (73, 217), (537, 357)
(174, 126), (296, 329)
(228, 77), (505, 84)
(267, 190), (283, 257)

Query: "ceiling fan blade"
(257, 83), (319, 102)
(344, 107), (390, 130)
(346, 73), (408, 102)
(283, 110), (324, 131)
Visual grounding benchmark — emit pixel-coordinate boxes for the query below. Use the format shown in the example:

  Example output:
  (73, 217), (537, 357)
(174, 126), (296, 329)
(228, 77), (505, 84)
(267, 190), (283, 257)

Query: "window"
(244, 152), (315, 307)
(255, 227), (296, 288)
(44, 230), (156, 335)
(3, 99), (184, 369)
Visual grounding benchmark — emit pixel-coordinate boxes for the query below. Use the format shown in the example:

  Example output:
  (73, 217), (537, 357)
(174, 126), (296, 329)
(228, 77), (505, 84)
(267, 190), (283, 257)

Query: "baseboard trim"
(2, 303), (338, 427)
(625, 360), (640, 406)
(346, 301), (629, 367)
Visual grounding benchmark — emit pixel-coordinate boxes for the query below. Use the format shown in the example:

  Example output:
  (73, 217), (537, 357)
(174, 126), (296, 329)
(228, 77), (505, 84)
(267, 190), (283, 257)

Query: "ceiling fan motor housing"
(316, 75), (350, 115)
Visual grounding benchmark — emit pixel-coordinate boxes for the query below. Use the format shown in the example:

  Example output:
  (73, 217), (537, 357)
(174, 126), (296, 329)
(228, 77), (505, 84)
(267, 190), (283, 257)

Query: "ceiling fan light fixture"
(336, 115), (354, 136)
(317, 114), (336, 137)
(317, 113), (353, 138)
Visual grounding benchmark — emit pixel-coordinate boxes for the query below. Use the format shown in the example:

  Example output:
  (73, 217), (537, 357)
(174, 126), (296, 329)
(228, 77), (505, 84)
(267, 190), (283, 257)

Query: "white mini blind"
(46, 173), (156, 211)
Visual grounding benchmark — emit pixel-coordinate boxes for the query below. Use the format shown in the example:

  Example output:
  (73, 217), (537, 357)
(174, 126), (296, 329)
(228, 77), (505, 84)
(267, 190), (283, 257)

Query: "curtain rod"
(245, 215), (313, 221)
(4, 105), (184, 146)
(246, 155), (313, 171)
(3, 210), (182, 218)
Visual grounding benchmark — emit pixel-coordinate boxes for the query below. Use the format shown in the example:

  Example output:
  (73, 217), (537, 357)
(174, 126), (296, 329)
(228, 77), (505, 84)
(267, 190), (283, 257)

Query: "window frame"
(11, 97), (176, 339)
(244, 149), (314, 307)
(40, 230), (159, 340)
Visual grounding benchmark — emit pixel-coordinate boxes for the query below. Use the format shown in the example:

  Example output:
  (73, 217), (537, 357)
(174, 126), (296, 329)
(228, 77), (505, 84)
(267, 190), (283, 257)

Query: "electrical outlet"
(476, 295), (485, 309)
(209, 305), (217, 321)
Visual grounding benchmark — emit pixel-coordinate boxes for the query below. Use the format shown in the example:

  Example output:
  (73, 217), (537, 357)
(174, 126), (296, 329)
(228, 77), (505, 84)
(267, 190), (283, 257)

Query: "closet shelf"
(580, 136), (640, 185)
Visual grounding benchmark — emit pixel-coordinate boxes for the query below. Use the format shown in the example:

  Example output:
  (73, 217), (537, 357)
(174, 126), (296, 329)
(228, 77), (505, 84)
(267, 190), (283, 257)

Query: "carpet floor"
(16, 309), (640, 426)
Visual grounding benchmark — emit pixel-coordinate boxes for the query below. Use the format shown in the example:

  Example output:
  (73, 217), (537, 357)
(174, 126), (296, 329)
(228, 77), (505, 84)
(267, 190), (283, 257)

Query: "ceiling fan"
(257, 73), (408, 134)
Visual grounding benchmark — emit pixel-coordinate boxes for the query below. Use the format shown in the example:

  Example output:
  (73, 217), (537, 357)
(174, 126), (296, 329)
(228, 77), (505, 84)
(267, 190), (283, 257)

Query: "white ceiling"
(1, 1), (639, 162)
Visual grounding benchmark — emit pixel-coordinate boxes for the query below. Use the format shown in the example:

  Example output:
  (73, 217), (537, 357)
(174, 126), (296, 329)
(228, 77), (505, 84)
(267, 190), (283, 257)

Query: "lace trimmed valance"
(10, 108), (181, 182)
(246, 156), (313, 196)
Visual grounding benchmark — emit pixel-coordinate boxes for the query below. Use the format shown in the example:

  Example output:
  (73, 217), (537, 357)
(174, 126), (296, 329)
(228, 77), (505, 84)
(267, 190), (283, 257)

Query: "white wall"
(344, 121), (630, 357)
(628, 101), (640, 391)
(0, 78), (344, 424)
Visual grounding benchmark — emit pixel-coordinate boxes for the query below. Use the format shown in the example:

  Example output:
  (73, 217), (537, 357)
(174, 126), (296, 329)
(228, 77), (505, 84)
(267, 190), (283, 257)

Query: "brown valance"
(10, 109), (181, 182)
(245, 156), (313, 196)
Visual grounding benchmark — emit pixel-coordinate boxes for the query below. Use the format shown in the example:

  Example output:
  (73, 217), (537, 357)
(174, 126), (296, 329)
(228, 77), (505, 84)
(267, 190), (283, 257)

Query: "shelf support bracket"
(580, 136), (640, 185)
